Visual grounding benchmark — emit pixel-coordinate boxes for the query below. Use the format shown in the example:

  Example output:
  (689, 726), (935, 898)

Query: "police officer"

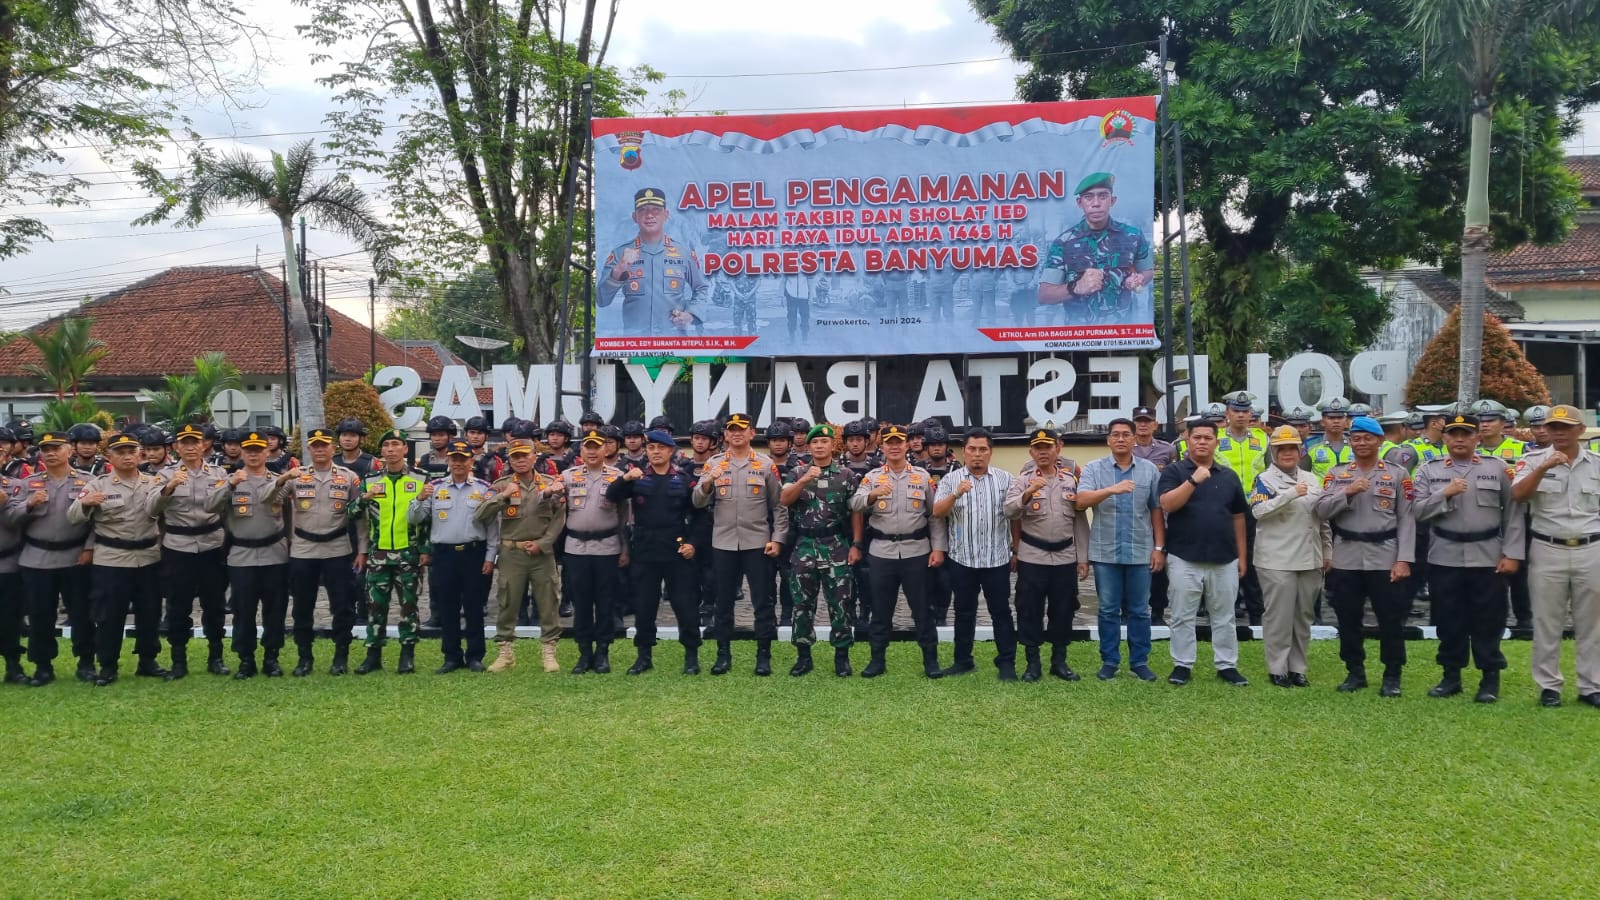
(776, 424), (863, 677)
(284, 427), (366, 676)
(67, 431), (167, 685)
(617, 420), (648, 471)
(684, 419), (720, 631)
(463, 416), (502, 483)
(543, 419), (576, 472)
(1248, 425), (1330, 688)
(1004, 428), (1090, 682)
(68, 422), (109, 475)
(692, 413), (783, 676)
(350, 429), (432, 675)
(262, 425), (293, 473)
(920, 426), (960, 626)
(1314, 415), (1415, 696)
(1510, 404), (1600, 709)
(10, 431), (95, 685)
(152, 423), (231, 678)
(138, 427), (171, 474)
(606, 429), (701, 675)
(554, 428), (628, 673)
(335, 418), (376, 477)
(1036, 172), (1154, 323)
(839, 418), (879, 638)
(764, 420), (800, 628)
(1471, 399), (1533, 633)
(1413, 414), (1523, 703)
(1309, 398), (1354, 476)
(850, 424), (947, 679)
(417, 415), (457, 482)
(412, 439), (497, 674)
(1215, 390), (1268, 627)
(478, 438), (565, 673)
(598, 187), (708, 335)
(206, 430), (294, 679)
(3, 421), (36, 476)
(212, 427), (245, 472)
(0, 453), (26, 683)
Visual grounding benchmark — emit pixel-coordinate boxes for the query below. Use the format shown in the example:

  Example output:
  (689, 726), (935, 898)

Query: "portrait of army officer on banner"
(598, 187), (709, 336)
(1036, 173), (1154, 325)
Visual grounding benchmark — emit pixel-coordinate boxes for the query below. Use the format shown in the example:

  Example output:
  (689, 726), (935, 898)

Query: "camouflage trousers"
(365, 555), (421, 647)
(788, 537), (854, 648)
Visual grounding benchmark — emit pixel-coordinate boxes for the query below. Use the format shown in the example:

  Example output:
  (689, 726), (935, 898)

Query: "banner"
(590, 99), (1161, 358)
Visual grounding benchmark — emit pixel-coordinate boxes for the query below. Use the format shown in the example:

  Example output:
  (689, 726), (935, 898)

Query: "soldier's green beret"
(806, 423), (836, 441)
(1075, 172), (1114, 195)
(377, 429), (408, 445)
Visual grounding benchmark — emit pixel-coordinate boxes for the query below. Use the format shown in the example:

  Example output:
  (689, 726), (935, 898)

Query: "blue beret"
(1349, 416), (1383, 437)
(645, 429), (675, 447)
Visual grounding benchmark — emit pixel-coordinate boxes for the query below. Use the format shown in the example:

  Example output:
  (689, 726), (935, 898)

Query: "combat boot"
(1379, 669), (1403, 698)
(921, 646), (943, 679)
(166, 645), (189, 680)
(592, 643), (612, 674)
(354, 646), (383, 675)
(861, 647), (887, 678)
(1022, 646), (1042, 682)
(541, 642), (559, 673)
(683, 646), (700, 675)
(1428, 668), (1463, 698)
(206, 641), (230, 676)
(790, 644), (813, 677)
(329, 643), (350, 676)
(234, 655), (257, 680)
(1050, 644), (1079, 681)
(75, 657), (96, 683)
(397, 643), (416, 674)
(488, 641), (516, 673)
(292, 639), (314, 678)
(834, 647), (852, 677)
(754, 640), (773, 677)
(261, 651), (284, 678)
(1337, 668), (1367, 692)
(4, 657), (29, 686)
(135, 657), (169, 679)
(711, 640), (733, 676)
(997, 658), (1018, 682)
(627, 646), (653, 676)
(93, 667), (118, 687)
(571, 642), (593, 675)
(1475, 670), (1501, 704)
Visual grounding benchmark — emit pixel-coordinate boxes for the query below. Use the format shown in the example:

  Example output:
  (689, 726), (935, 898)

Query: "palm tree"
(144, 352), (243, 427)
(22, 315), (108, 400)
(140, 140), (392, 455)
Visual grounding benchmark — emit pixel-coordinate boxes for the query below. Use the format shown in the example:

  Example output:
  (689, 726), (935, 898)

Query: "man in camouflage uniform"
(1036, 172), (1154, 324)
(777, 424), (863, 677)
(349, 429), (431, 675)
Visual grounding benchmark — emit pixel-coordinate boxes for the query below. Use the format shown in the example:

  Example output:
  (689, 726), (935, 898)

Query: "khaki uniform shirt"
(67, 470), (163, 567)
(1003, 466), (1089, 566)
(1247, 465), (1331, 572)
(560, 463), (627, 556)
(850, 464), (949, 560)
(410, 475), (499, 561)
(287, 464), (366, 559)
(1514, 447), (1600, 540)
(1314, 460), (1415, 570)
(9, 470), (94, 569)
(206, 473), (289, 566)
(1413, 455), (1524, 567)
(0, 475), (24, 574)
(477, 472), (566, 550)
(693, 451), (780, 552)
(151, 462), (229, 553)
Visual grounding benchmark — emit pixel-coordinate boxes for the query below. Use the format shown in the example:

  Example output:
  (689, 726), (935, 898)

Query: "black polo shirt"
(1157, 458), (1247, 564)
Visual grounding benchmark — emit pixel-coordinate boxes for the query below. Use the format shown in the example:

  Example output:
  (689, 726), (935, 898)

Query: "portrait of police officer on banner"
(1036, 172), (1154, 326)
(598, 187), (711, 336)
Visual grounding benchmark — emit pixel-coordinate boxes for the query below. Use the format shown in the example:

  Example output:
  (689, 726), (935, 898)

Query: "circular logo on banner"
(1100, 110), (1137, 146)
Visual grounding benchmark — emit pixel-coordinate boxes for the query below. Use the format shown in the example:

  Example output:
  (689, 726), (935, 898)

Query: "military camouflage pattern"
(783, 461), (861, 648)
(365, 550), (423, 647)
(1039, 218), (1153, 321)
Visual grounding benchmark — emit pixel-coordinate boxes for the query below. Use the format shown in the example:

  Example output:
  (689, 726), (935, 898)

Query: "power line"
(657, 40), (1154, 79)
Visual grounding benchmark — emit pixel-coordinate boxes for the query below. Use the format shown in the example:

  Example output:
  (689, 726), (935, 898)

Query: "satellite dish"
(456, 335), (510, 350)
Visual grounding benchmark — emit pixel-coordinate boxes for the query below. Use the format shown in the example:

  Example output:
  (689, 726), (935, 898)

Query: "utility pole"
(369, 278), (377, 377)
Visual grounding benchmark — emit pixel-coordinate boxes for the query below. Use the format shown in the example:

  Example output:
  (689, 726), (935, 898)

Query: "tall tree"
(297, 0), (653, 363)
(137, 141), (393, 452)
(22, 315), (106, 400)
(381, 266), (522, 364)
(974, 0), (1600, 388)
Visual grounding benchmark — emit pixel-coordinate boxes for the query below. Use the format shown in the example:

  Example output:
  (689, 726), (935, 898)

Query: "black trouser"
(1411, 528), (1431, 617)
(1430, 565), (1508, 672)
(1015, 561), (1080, 648)
(1507, 563), (1532, 626)
(1236, 516), (1263, 619)
(632, 555), (702, 649)
(289, 553), (356, 648)
(23, 565), (90, 666)
(785, 294), (810, 340)
(1327, 568), (1408, 672)
(926, 561), (953, 623)
(867, 553), (934, 651)
(947, 561), (1016, 665)
(850, 557), (875, 639)
(230, 564), (288, 656)
(692, 538), (716, 626)
(713, 547), (776, 642)
(429, 543), (489, 664)
(1149, 566), (1169, 623)
(91, 563), (162, 671)
(162, 547), (228, 646)
(0, 569), (23, 663)
(773, 541), (795, 618)
(564, 553), (618, 645)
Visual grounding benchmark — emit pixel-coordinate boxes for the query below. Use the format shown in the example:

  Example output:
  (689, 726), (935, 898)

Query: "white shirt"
(934, 466), (1014, 568)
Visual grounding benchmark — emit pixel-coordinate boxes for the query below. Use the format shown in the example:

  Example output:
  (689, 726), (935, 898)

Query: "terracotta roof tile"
(0, 266), (442, 382)
(1405, 269), (1525, 321)
(1489, 222), (1600, 285)
(1567, 155), (1600, 194)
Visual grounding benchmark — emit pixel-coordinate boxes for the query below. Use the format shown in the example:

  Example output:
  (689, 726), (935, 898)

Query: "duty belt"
(798, 524), (848, 538)
(436, 540), (486, 552)
(1020, 532), (1074, 553)
(1331, 525), (1397, 544)
(163, 520), (223, 536)
(93, 532), (159, 551)
(1531, 531), (1600, 548)
(566, 527), (619, 542)
(293, 526), (348, 543)
(231, 533), (284, 549)
(867, 526), (929, 543)
(1432, 526), (1501, 543)
(24, 535), (86, 552)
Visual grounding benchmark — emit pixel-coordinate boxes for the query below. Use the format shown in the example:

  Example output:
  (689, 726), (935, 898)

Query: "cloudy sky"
(1, 0), (1596, 331)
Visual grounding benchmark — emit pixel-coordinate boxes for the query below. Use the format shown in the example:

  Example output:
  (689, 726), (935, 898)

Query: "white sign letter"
(1025, 357), (1078, 427)
(967, 358), (1018, 426)
(1087, 356), (1139, 425)
(374, 366), (423, 430)
(912, 359), (964, 423)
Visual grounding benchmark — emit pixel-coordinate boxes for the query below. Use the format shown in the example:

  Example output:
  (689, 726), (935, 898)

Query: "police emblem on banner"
(618, 130), (643, 170)
(1100, 110), (1136, 146)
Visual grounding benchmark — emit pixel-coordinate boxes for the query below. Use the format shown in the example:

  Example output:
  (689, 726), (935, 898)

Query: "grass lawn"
(2, 639), (1597, 898)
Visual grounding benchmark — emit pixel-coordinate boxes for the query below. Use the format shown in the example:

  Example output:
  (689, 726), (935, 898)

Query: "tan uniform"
(152, 462), (228, 553)
(287, 465), (366, 559)
(1314, 459), (1415, 676)
(1513, 447), (1600, 695)
(151, 461), (230, 654)
(1248, 465), (1330, 677)
(478, 472), (565, 644)
(850, 463), (948, 653)
(693, 451), (780, 551)
(1003, 465), (1090, 653)
(206, 474), (290, 566)
(67, 468), (165, 672)
(67, 471), (163, 568)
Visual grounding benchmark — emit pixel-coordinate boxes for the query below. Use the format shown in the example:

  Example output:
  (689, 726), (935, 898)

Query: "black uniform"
(606, 464), (702, 661)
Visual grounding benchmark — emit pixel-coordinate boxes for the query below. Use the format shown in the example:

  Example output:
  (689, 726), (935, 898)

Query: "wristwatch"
(1154, 546), (1166, 553)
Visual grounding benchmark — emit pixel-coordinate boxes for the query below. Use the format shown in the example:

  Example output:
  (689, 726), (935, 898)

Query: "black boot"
(397, 643), (416, 674)
(1337, 668), (1367, 692)
(627, 646), (653, 675)
(997, 658), (1018, 682)
(1428, 667), (1462, 698)
(1380, 670), (1403, 698)
(329, 643), (350, 676)
(135, 657), (169, 678)
(862, 647), (887, 678)
(921, 646), (943, 679)
(234, 655), (257, 680)
(754, 640), (773, 677)
(354, 646), (383, 675)
(592, 643), (612, 674)
(711, 640), (733, 676)
(28, 665), (56, 687)
(164, 646), (188, 682)
(1475, 670), (1501, 704)
(93, 667), (118, 687)
(1050, 644), (1079, 681)
(206, 641), (229, 676)
(682, 646), (700, 675)
(292, 640), (314, 678)
(4, 657), (28, 686)
(262, 650), (284, 677)
(834, 647), (852, 677)
(571, 642), (593, 675)
(790, 644), (813, 677)
(75, 657), (96, 683)
(1022, 646), (1042, 682)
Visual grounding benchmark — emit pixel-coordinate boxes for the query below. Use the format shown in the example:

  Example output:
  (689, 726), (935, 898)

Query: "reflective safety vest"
(359, 469), (427, 552)
(1216, 428), (1268, 486)
(1477, 437), (1525, 463)
(1309, 440), (1352, 477)
(1406, 437), (1446, 464)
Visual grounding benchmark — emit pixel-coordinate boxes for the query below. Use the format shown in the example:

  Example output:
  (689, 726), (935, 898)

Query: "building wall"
(1504, 285), (1600, 321)
(1363, 274), (1447, 364)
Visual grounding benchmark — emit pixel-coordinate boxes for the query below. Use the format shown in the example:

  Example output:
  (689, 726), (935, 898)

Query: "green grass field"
(2, 639), (1597, 898)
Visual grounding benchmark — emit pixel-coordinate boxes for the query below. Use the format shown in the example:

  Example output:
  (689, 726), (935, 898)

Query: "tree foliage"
(1404, 308), (1550, 407)
(143, 352), (243, 427)
(324, 378), (394, 456)
(381, 266), (521, 365)
(21, 315), (106, 399)
(972, 0), (1600, 388)
(296, 0), (655, 363)
(39, 394), (107, 432)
